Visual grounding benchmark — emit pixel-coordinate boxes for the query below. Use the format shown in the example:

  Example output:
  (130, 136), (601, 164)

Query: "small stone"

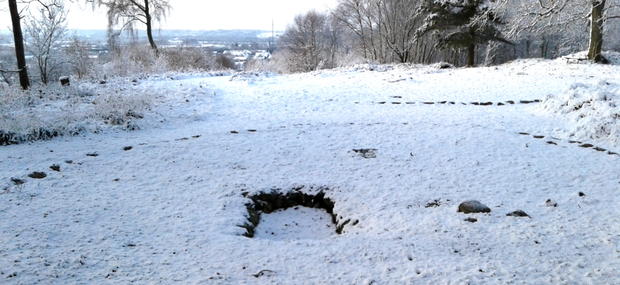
(545, 199), (558, 207)
(507, 210), (530, 218)
(438, 62), (454, 69)
(86, 153), (99, 157)
(123, 146), (133, 151)
(28, 172), (47, 179)
(457, 200), (491, 214)
(11, 178), (25, 185)
(59, 76), (70, 86)
(352, 148), (377, 159)
(65, 160), (73, 164)
(578, 192), (586, 197)
(464, 217), (478, 223)
(50, 165), (61, 172)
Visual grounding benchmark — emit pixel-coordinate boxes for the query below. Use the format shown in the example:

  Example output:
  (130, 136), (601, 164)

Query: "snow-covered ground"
(1, 56), (619, 284)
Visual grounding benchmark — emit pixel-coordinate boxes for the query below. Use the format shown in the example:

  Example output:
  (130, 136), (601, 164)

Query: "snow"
(1, 56), (620, 283)
(0, 81), (154, 143)
(541, 81), (620, 146)
(254, 207), (335, 240)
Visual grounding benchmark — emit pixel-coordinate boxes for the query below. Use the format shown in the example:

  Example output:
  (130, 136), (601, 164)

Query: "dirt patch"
(28, 172), (47, 179)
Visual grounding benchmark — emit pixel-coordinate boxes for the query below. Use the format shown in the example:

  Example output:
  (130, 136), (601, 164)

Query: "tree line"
(275, 0), (620, 72)
(3, 0), (619, 89)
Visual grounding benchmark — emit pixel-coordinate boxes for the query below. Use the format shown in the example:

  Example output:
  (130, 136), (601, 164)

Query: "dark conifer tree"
(419, 0), (511, 66)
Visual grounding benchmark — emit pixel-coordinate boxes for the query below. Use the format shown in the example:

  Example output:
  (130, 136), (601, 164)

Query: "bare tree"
(375, 0), (422, 63)
(335, 0), (438, 64)
(86, 0), (171, 55)
(24, 0), (67, 84)
(278, 11), (342, 72)
(334, 0), (383, 61)
(7, 0), (30, 89)
(499, 0), (620, 63)
(65, 37), (93, 79)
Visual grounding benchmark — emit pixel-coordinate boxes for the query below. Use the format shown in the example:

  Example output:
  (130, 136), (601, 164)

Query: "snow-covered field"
(1, 56), (619, 284)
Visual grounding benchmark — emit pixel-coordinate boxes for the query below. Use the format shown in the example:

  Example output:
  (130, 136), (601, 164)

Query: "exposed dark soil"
(239, 186), (356, 238)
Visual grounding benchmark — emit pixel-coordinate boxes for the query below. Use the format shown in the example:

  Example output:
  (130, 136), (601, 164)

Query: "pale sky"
(1, 0), (339, 31)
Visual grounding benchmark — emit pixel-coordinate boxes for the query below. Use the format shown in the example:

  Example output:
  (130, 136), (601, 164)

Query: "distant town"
(0, 29), (282, 70)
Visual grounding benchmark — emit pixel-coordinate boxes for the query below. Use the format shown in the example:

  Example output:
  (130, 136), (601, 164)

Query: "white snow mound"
(542, 81), (620, 145)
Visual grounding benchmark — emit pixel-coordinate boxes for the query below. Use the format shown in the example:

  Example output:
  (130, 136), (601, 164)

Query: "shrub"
(214, 54), (236, 70)
(0, 80), (152, 144)
(161, 47), (215, 72)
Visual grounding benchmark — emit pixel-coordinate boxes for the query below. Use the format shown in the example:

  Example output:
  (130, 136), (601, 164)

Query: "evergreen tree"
(419, 0), (510, 66)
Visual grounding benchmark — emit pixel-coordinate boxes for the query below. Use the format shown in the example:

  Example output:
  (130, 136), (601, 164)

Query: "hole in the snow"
(255, 207), (335, 240)
(239, 187), (356, 239)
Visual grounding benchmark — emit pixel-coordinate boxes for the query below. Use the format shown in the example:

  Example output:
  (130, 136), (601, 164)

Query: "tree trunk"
(467, 44), (475, 67)
(587, 0), (606, 63)
(8, 0), (30, 89)
(485, 42), (497, 66)
(144, 0), (159, 55)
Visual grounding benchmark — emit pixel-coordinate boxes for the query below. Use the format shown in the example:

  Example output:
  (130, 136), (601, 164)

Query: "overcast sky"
(1, 0), (338, 31)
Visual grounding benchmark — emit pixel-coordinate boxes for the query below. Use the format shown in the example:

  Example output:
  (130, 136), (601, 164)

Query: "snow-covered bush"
(542, 81), (620, 145)
(244, 54), (291, 74)
(161, 47), (216, 72)
(92, 91), (150, 129)
(94, 45), (235, 78)
(214, 54), (236, 70)
(0, 81), (152, 145)
(334, 52), (367, 68)
(65, 37), (96, 79)
(98, 44), (169, 78)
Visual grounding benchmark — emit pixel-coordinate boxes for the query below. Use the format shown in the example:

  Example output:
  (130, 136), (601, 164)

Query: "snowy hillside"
(1, 57), (619, 284)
